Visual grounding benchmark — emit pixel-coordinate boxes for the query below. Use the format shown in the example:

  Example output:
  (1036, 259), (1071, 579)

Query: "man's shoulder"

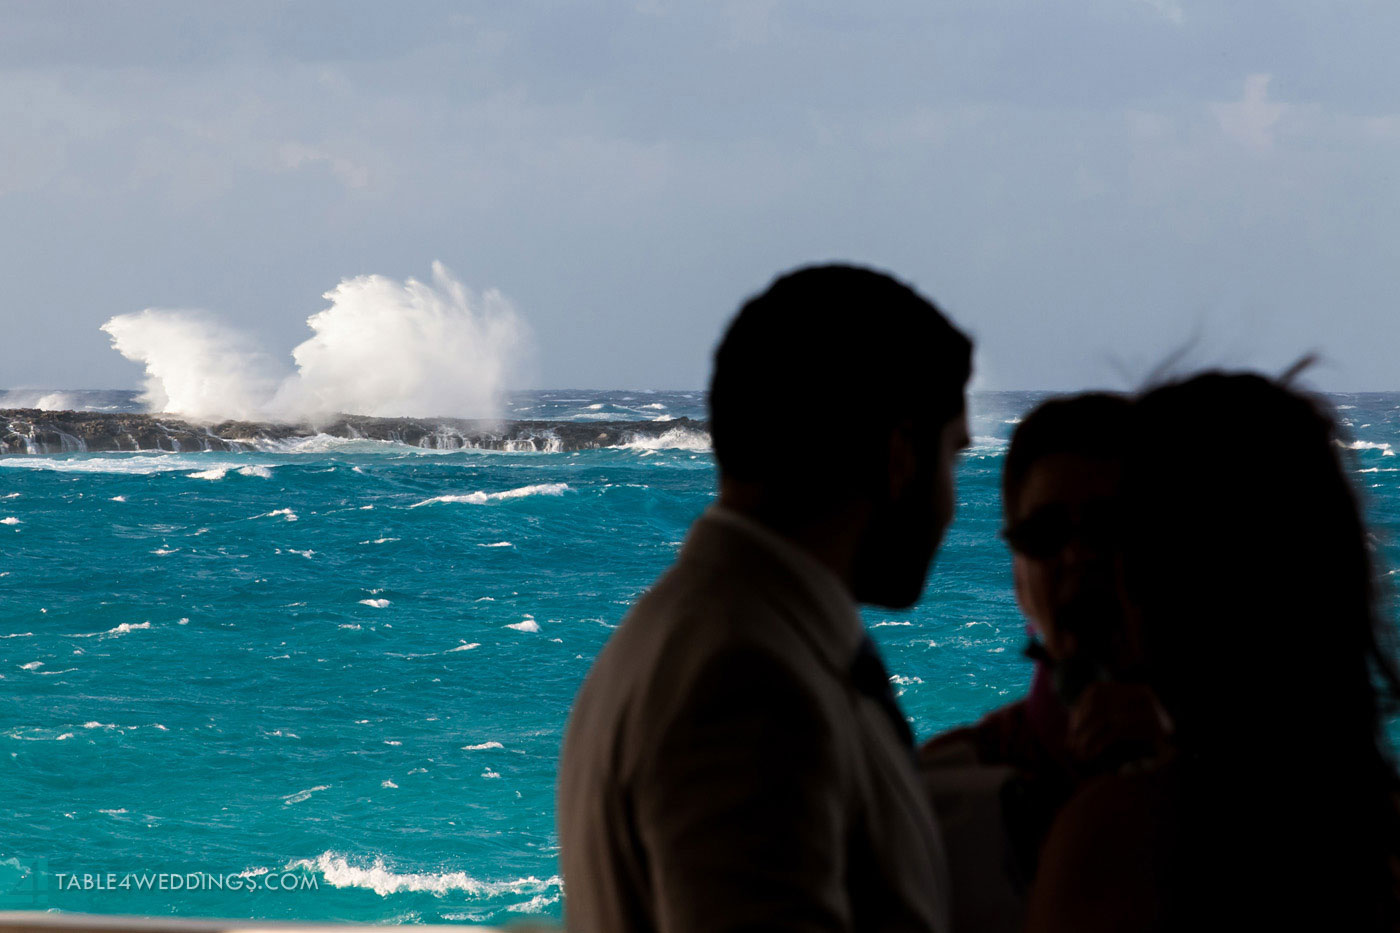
(567, 549), (837, 766)
(610, 545), (810, 668)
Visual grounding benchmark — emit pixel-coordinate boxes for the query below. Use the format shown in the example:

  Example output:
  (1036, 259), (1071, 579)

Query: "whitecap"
(482, 769), (501, 779)
(253, 508), (298, 521)
(506, 619), (541, 633)
(1345, 440), (1396, 457)
(872, 621), (912, 627)
(410, 483), (570, 508)
(508, 892), (561, 913)
(478, 541), (512, 548)
(1, 517), (21, 525)
(67, 621), (152, 639)
(283, 785), (331, 805)
(462, 741), (503, 750)
(382, 780), (398, 789)
(110, 495), (127, 502)
(20, 661), (42, 670)
(286, 852), (561, 899)
(446, 642), (480, 652)
(359, 598), (391, 609)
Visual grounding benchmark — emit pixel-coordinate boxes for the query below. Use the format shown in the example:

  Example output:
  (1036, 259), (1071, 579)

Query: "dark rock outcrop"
(1, 409), (708, 455)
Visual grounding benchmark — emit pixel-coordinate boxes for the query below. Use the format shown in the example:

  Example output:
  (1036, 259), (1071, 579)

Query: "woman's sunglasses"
(1000, 500), (1121, 560)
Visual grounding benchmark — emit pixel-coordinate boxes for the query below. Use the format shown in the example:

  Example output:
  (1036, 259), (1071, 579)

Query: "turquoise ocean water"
(3, 389), (1399, 924)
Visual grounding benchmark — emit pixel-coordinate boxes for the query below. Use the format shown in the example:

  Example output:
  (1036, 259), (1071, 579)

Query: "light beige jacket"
(558, 507), (950, 932)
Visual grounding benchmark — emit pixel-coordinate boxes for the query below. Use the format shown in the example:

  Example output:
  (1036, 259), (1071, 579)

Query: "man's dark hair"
(709, 264), (972, 494)
(1002, 392), (1131, 515)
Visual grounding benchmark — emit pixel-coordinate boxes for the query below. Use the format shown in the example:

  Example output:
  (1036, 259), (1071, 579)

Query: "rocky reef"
(0, 409), (709, 455)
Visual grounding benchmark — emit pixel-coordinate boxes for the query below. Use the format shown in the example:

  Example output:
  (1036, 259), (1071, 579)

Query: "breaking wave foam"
(0, 456), (250, 475)
(187, 464), (274, 480)
(410, 483), (570, 508)
(1345, 440), (1396, 457)
(67, 621), (151, 639)
(620, 427), (711, 451)
(287, 852), (561, 900)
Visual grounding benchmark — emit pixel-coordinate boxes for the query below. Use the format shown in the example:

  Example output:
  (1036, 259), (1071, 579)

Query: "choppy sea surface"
(2, 389), (1399, 924)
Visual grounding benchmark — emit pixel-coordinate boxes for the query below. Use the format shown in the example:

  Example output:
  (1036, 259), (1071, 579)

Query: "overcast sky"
(3, 0), (1398, 391)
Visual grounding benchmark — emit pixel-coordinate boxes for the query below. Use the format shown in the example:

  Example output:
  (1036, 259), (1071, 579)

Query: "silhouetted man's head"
(709, 264), (972, 609)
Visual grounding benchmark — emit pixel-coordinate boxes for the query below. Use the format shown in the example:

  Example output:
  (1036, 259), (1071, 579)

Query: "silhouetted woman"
(1028, 372), (1400, 931)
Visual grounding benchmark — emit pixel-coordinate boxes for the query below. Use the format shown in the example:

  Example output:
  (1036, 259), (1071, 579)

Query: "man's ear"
(886, 419), (918, 501)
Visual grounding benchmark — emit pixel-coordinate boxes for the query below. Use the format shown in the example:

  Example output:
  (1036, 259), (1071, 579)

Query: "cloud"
(723, 0), (782, 47)
(1135, 0), (1184, 25)
(277, 142), (370, 189)
(1212, 73), (1288, 150)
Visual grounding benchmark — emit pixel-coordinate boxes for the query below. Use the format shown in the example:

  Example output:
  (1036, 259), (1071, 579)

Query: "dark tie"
(851, 634), (915, 751)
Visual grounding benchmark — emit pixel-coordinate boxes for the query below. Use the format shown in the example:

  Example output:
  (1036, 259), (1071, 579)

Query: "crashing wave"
(285, 851), (561, 900)
(619, 426), (711, 451)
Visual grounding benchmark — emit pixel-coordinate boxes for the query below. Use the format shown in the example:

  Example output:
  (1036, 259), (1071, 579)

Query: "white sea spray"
(101, 263), (528, 422)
